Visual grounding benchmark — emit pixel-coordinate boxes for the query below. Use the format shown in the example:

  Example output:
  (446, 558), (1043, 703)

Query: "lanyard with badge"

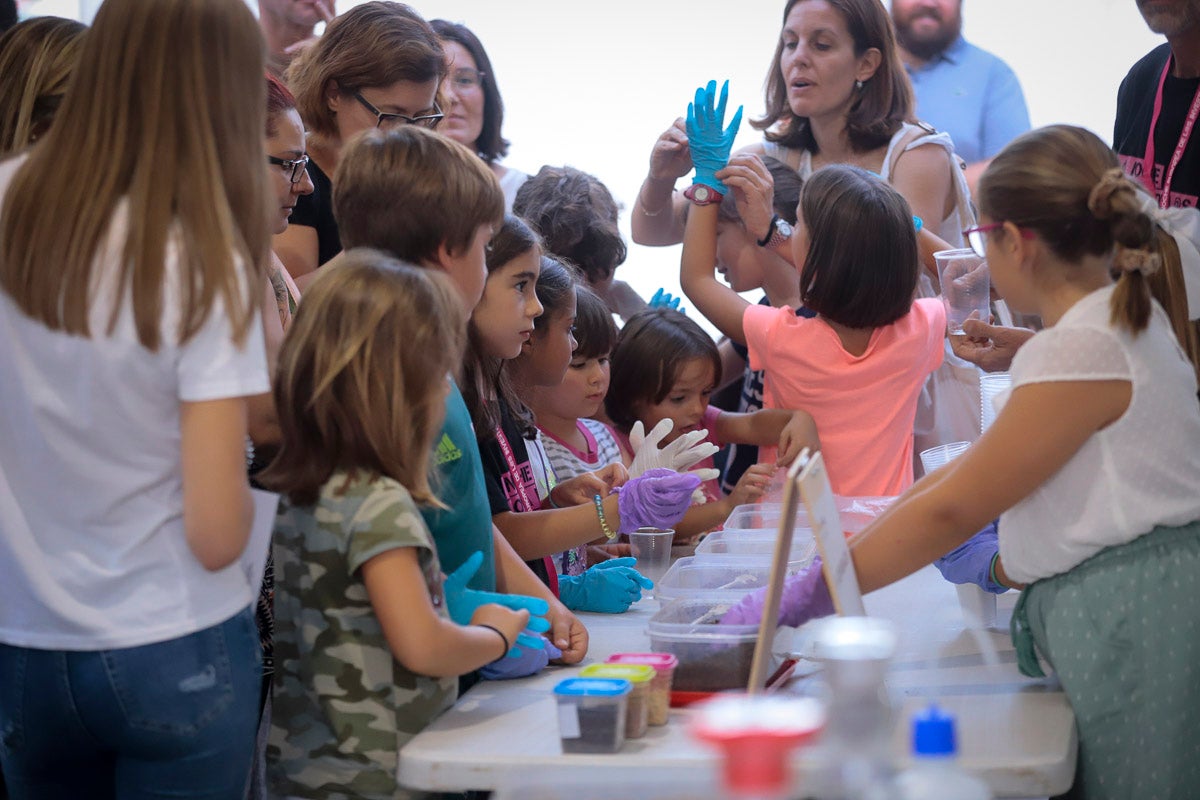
(1143, 55), (1200, 209)
(494, 424), (560, 596)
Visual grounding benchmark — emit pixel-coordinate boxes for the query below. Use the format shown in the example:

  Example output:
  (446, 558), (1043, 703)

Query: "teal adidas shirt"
(421, 380), (496, 592)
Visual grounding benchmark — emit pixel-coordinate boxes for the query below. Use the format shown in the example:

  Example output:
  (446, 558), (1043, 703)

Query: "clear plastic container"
(656, 556), (792, 604)
(724, 497), (894, 537)
(647, 597), (774, 693)
(694, 532), (818, 564)
(553, 678), (631, 754)
(579, 664), (655, 739)
(605, 652), (678, 726)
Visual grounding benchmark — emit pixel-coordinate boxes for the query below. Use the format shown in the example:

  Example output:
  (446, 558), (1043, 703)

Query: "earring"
(855, 79), (864, 91)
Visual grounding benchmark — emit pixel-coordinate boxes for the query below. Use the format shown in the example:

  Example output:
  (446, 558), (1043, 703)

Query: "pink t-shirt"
(743, 299), (945, 496)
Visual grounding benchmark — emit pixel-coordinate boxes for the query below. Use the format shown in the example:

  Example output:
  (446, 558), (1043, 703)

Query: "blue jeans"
(0, 606), (260, 800)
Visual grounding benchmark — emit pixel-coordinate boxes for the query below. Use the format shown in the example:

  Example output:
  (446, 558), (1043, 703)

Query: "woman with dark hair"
(632, 0), (969, 262)
(0, 16), (86, 154)
(431, 19), (528, 208)
(274, 1), (445, 286)
(634, 0), (982, 463)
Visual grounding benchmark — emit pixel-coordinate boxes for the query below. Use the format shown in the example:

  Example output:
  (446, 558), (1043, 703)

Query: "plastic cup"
(580, 663), (656, 739)
(956, 583), (997, 629)
(553, 678), (631, 754)
(935, 248), (990, 335)
(979, 372), (1013, 433)
(605, 652), (678, 726)
(629, 527), (674, 596)
(918, 441), (970, 475)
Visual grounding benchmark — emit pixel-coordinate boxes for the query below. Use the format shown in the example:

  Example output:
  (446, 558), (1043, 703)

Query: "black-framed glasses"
(267, 154), (310, 184)
(450, 67), (486, 90)
(352, 90), (443, 130)
(963, 222), (1035, 258)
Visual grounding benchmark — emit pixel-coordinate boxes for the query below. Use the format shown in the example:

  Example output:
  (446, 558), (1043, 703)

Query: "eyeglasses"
(962, 222), (1035, 258)
(449, 67), (486, 90)
(268, 154), (310, 184)
(352, 91), (443, 130)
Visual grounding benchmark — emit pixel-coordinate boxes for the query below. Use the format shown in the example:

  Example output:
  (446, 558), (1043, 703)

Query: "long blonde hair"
(0, 0), (270, 351)
(259, 249), (466, 507)
(0, 16), (86, 154)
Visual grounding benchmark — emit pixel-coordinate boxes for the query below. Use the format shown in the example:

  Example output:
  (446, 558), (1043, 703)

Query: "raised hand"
(686, 80), (744, 195)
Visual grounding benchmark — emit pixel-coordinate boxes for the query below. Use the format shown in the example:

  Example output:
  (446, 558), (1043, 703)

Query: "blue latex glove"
(720, 556), (835, 628)
(685, 79), (743, 194)
(649, 288), (685, 314)
(479, 630), (563, 680)
(615, 468), (701, 534)
(934, 521), (1007, 594)
(443, 551), (552, 655)
(558, 557), (655, 614)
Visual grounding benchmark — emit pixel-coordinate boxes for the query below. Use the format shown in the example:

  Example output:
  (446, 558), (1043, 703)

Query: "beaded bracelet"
(593, 494), (617, 540)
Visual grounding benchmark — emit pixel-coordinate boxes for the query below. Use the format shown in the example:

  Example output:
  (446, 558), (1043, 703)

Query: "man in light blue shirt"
(892, 0), (1030, 194)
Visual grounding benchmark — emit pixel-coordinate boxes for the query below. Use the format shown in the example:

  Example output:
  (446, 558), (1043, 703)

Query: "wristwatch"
(757, 214), (793, 248)
(683, 183), (723, 206)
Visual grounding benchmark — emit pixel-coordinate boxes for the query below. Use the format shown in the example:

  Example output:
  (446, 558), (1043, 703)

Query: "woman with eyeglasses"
(0, 0), (270, 795)
(431, 20), (528, 210)
(276, 0), (445, 289)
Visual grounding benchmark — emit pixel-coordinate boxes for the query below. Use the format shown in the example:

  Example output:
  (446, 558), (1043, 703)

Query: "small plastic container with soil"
(605, 652), (678, 726)
(553, 678), (631, 754)
(580, 664), (656, 739)
(647, 597), (775, 693)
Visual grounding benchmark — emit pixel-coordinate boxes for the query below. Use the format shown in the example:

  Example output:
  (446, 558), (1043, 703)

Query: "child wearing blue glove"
(470, 217), (699, 612)
(261, 252), (540, 797)
(516, 284), (655, 612)
(679, 80), (944, 497)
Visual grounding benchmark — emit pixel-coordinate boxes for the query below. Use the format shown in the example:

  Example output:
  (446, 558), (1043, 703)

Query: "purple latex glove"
(719, 556), (835, 627)
(615, 467), (701, 534)
(479, 630), (563, 680)
(934, 520), (1007, 594)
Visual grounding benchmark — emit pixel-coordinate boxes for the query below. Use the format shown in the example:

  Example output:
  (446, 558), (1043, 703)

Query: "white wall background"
(31, 0), (1163, 330)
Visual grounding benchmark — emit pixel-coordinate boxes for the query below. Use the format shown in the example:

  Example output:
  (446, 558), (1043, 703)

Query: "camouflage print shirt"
(268, 469), (457, 799)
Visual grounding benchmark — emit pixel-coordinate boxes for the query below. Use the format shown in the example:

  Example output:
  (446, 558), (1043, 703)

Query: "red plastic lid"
(606, 652), (679, 671)
(690, 695), (825, 798)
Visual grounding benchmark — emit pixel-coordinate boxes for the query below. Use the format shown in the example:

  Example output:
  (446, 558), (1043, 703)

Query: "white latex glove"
(627, 419), (720, 484)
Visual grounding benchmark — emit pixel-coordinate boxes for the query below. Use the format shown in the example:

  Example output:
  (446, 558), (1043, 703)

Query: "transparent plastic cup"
(918, 441), (970, 475)
(628, 527), (675, 596)
(935, 248), (990, 335)
(979, 372), (1013, 433)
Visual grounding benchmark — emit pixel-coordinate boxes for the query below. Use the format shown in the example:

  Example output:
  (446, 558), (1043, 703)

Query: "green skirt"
(1011, 521), (1200, 800)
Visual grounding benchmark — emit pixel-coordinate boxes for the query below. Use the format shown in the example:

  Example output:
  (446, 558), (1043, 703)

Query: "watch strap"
(756, 215), (781, 247)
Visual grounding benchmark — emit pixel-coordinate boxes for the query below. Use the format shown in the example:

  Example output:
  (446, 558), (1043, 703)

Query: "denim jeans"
(0, 606), (260, 800)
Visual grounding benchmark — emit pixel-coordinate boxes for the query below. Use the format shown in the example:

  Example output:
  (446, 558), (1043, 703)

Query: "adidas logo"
(434, 433), (462, 466)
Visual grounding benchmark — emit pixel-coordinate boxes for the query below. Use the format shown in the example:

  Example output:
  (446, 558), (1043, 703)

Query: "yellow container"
(579, 664), (656, 739)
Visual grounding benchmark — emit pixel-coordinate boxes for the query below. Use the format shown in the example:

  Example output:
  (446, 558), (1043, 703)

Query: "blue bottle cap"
(554, 678), (632, 697)
(912, 704), (957, 756)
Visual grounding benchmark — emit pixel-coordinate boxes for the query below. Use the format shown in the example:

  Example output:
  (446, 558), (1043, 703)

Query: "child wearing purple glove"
(465, 217), (700, 613)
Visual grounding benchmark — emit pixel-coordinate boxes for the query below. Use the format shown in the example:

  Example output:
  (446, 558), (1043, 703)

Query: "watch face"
(694, 185), (712, 202)
(777, 219), (793, 237)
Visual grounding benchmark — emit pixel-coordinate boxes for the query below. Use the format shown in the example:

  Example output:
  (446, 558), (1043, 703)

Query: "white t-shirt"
(0, 156), (269, 650)
(998, 285), (1200, 583)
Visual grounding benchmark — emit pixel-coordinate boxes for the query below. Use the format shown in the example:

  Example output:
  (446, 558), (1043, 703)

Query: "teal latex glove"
(649, 288), (685, 314)
(685, 79), (743, 195)
(557, 557), (655, 614)
(444, 551), (551, 656)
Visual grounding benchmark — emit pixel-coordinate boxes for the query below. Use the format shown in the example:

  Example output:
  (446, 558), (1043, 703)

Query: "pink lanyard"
(1143, 55), (1200, 209)
(494, 424), (560, 597)
(494, 425), (539, 512)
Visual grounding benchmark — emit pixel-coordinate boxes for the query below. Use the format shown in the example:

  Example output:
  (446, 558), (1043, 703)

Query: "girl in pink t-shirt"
(606, 308), (818, 540)
(681, 163), (945, 497)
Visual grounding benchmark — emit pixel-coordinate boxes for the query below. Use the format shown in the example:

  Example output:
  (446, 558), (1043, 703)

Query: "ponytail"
(1088, 168), (1158, 334)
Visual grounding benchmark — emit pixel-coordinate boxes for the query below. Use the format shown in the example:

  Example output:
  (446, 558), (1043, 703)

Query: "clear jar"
(580, 664), (655, 739)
